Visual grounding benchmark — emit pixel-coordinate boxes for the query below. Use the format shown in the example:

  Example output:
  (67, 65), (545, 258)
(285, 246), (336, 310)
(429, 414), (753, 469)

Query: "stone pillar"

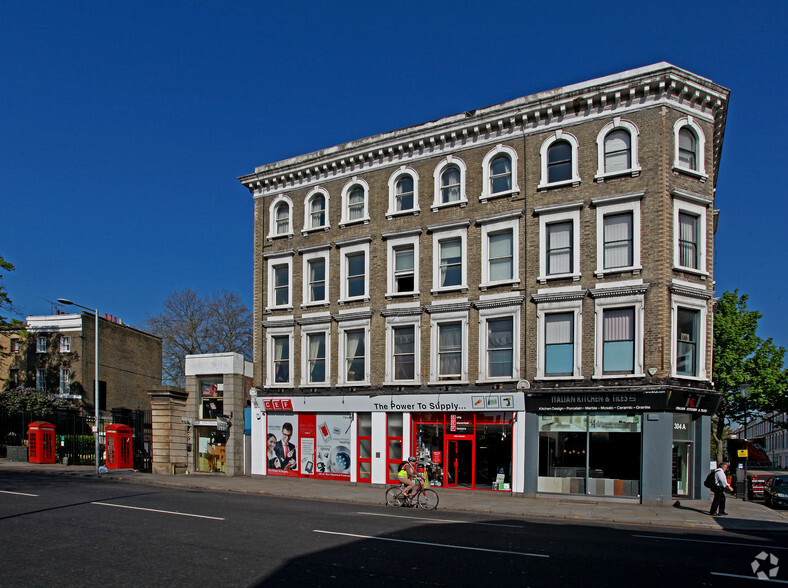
(148, 386), (189, 475)
(222, 373), (245, 477)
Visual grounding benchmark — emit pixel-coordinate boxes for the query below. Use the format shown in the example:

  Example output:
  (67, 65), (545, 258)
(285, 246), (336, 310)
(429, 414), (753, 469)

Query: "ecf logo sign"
(752, 551), (779, 580)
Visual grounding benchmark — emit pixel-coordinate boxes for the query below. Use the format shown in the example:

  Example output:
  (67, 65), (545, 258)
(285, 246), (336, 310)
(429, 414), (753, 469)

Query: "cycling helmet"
(408, 456), (417, 462)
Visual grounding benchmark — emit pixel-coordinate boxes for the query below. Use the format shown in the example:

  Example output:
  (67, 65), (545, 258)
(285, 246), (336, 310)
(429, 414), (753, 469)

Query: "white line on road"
(314, 529), (548, 557)
(358, 511), (523, 528)
(633, 534), (788, 551)
(91, 502), (225, 520)
(0, 490), (38, 497)
(711, 571), (788, 584)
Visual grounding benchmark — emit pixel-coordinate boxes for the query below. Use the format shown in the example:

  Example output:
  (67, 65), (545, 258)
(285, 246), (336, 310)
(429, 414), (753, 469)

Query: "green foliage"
(711, 290), (788, 460)
(0, 386), (69, 414)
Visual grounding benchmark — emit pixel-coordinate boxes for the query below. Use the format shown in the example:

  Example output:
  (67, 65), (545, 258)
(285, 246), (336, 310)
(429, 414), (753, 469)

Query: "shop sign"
(525, 388), (722, 415)
(265, 399), (294, 412)
(255, 392), (526, 413)
(446, 414), (473, 434)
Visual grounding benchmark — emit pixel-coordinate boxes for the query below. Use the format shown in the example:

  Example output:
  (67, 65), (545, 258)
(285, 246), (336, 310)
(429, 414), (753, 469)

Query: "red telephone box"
(27, 421), (56, 464)
(105, 424), (133, 469)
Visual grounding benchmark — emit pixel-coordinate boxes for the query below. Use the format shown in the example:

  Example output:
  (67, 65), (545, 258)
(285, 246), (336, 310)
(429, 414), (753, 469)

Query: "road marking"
(0, 490), (38, 497)
(91, 502), (225, 520)
(711, 571), (788, 584)
(358, 511), (523, 528)
(314, 529), (548, 557)
(634, 534), (788, 551)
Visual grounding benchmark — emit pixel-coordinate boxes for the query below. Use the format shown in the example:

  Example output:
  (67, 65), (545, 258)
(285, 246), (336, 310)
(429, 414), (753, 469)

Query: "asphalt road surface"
(0, 471), (785, 587)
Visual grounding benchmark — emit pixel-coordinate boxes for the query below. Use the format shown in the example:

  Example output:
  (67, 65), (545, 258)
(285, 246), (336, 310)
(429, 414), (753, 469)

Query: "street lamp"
(57, 298), (101, 476)
(740, 379), (752, 501)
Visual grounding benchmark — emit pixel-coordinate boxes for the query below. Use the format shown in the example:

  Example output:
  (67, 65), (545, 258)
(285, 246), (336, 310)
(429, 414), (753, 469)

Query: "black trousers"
(710, 486), (727, 514)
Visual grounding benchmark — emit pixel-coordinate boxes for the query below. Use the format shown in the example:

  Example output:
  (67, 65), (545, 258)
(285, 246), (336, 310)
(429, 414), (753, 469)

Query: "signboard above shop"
(525, 387), (721, 415)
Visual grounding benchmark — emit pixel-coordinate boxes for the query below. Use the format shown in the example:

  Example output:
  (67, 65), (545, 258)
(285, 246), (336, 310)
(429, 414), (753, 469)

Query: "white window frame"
(480, 216), (519, 288)
(265, 324), (294, 388)
(384, 314), (422, 385)
(60, 336), (71, 353)
(59, 368), (70, 395)
(387, 166), (420, 218)
(431, 226), (468, 294)
(340, 177), (370, 226)
(36, 336), (47, 353)
(595, 118), (641, 181)
(538, 130), (581, 190)
(480, 144), (520, 201)
(303, 187), (330, 233)
(670, 288), (709, 381)
(266, 253), (294, 311)
(337, 317), (371, 386)
(36, 368), (45, 391)
(672, 116), (708, 180)
(477, 305), (521, 383)
(300, 321), (331, 387)
(339, 241), (370, 302)
(386, 234), (420, 298)
(535, 295), (584, 380)
(429, 309), (469, 384)
(592, 288), (645, 379)
(593, 193), (642, 277)
(672, 192), (709, 277)
(268, 195), (294, 239)
(301, 249), (330, 308)
(536, 203), (582, 283)
(432, 156), (468, 210)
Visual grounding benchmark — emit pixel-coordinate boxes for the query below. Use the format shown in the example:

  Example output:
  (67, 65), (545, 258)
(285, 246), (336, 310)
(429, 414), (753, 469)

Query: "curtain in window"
(348, 187), (364, 220)
(439, 323), (462, 377)
(441, 167), (461, 202)
(275, 203), (290, 234)
(490, 155), (512, 193)
(547, 222), (572, 274)
(309, 259), (325, 301)
(489, 232), (513, 281)
(345, 330), (365, 381)
(604, 130), (631, 172)
(308, 333), (325, 383)
(440, 238), (462, 286)
(545, 313), (573, 375)
(678, 128), (697, 170)
(394, 326), (415, 380)
(603, 213), (633, 268)
(396, 176), (414, 210)
(603, 308), (635, 373)
(310, 196), (325, 227)
(274, 336), (289, 383)
(487, 318), (513, 377)
(679, 213), (698, 268)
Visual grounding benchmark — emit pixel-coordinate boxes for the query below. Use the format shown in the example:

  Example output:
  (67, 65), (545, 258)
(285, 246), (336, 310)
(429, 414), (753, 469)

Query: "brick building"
(239, 63), (729, 503)
(1, 312), (162, 414)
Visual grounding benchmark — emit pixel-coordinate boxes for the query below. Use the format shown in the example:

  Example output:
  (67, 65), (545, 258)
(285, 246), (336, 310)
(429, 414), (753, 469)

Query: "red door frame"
(444, 434), (475, 489)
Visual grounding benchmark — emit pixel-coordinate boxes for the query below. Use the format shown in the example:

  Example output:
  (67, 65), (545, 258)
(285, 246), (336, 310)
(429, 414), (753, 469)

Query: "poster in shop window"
(315, 414), (352, 479)
(266, 414), (299, 475)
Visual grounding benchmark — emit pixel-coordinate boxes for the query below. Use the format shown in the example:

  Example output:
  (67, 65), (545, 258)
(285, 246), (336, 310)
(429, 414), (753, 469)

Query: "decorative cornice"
(473, 296), (525, 310)
(533, 200), (584, 216)
(296, 315), (332, 326)
(262, 318), (295, 328)
(424, 301), (472, 314)
(332, 310), (374, 322)
(297, 243), (333, 254)
(334, 235), (373, 248)
(426, 219), (471, 233)
(670, 188), (713, 207)
(381, 227), (423, 240)
(262, 248), (295, 260)
(475, 209), (523, 225)
(589, 283), (650, 298)
(380, 306), (424, 317)
(240, 64), (729, 196)
(590, 190), (646, 207)
(669, 283), (713, 300)
(531, 290), (588, 304)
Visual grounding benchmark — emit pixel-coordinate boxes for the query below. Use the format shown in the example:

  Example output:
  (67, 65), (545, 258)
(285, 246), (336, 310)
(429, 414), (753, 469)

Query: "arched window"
(340, 178), (370, 226)
(547, 140), (572, 184)
(310, 194), (326, 228)
(395, 175), (414, 211)
(440, 166), (461, 203)
(348, 186), (364, 220)
(268, 195), (294, 238)
(604, 130), (631, 173)
(678, 127), (697, 171)
(489, 154), (512, 194)
(274, 202), (290, 235)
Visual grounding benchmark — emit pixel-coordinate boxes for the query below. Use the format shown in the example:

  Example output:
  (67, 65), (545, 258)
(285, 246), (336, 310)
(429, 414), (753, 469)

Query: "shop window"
(60, 336), (71, 353)
(387, 413), (403, 483)
(538, 414), (641, 497)
(196, 427), (227, 473)
(199, 378), (223, 420)
(357, 413), (372, 483)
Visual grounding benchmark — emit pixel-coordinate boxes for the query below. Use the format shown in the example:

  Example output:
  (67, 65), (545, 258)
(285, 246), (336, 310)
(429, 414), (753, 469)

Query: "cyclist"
(398, 456), (421, 502)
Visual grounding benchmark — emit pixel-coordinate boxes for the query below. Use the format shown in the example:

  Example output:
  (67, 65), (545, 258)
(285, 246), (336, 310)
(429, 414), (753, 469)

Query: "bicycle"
(385, 479), (439, 510)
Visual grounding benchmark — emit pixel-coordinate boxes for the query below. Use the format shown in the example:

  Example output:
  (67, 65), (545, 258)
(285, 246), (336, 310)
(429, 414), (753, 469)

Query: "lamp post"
(57, 298), (101, 476)
(740, 379), (751, 501)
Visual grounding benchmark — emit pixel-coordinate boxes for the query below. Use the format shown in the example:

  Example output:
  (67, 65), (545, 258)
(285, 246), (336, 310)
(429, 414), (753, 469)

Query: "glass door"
(445, 436), (474, 488)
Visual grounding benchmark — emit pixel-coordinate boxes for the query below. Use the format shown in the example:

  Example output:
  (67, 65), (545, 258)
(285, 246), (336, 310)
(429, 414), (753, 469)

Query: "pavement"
(1, 459), (786, 532)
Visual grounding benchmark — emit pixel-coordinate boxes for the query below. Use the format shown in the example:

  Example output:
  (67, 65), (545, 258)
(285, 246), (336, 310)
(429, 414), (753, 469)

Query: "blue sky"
(2, 2), (786, 352)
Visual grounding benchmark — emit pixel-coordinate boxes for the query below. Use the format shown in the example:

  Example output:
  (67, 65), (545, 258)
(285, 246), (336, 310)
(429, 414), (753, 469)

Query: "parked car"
(764, 474), (788, 508)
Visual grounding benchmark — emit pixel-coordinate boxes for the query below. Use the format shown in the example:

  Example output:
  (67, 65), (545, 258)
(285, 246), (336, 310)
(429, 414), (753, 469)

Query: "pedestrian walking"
(709, 462), (733, 516)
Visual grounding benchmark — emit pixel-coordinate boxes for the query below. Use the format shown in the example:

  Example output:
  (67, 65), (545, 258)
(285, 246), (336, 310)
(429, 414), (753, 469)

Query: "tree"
(0, 386), (68, 414)
(143, 288), (253, 385)
(0, 254), (25, 359)
(712, 290), (788, 462)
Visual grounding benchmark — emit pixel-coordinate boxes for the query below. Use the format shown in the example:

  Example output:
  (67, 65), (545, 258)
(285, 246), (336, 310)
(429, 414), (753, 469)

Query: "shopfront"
(249, 391), (525, 493)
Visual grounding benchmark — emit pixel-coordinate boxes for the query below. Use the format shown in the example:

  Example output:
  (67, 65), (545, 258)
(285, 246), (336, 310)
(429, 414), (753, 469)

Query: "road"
(0, 471), (786, 586)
